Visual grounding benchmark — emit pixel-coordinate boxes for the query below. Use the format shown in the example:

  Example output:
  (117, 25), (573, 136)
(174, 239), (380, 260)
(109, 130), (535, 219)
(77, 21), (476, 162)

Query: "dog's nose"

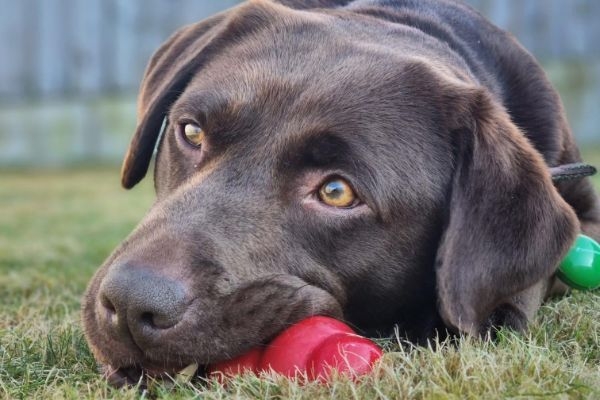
(98, 264), (188, 345)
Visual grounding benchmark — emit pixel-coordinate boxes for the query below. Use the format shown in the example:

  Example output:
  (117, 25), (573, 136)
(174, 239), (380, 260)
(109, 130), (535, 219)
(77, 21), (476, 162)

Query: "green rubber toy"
(557, 234), (600, 290)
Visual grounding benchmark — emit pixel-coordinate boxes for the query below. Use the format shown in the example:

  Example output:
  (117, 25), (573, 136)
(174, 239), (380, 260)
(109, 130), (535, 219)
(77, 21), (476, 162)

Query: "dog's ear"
(120, 13), (227, 189)
(123, 0), (279, 189)
(436, 85), (579, 336)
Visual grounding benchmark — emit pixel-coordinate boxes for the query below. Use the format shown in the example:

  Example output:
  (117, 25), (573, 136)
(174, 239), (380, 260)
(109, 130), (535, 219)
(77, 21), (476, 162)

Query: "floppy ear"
(122, 0), (286, 189)
(120, 13), (228, 189)
(436, 87), (579, 336)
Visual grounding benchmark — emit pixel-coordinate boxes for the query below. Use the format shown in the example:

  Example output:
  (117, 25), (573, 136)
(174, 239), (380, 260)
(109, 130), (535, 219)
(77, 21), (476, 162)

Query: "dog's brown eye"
(182, 123), (204, 147)
(318, 178), (357, 208)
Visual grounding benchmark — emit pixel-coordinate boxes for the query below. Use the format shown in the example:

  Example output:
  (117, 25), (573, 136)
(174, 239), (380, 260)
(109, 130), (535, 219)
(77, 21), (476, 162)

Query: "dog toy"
(557, 234), (600, 290)
(208, 316), (383, 382)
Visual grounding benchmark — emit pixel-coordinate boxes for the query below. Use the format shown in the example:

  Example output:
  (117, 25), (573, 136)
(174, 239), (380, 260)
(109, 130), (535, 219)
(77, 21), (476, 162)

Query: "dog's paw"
(480, 304), (528, 339)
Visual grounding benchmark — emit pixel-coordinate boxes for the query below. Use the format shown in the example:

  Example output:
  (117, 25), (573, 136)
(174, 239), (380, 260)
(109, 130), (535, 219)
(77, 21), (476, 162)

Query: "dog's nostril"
(99, 294), (121, 329)
(139, 310), (181, 330)
(140, 312), (154, 327)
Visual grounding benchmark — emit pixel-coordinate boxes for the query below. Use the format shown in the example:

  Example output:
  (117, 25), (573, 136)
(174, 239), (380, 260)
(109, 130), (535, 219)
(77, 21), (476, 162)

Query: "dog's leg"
(481, 281), (548, 337)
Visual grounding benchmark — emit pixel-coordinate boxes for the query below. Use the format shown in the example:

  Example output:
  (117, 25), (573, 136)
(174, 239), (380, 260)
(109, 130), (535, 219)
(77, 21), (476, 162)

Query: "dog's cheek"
(81, 267), (109, 353)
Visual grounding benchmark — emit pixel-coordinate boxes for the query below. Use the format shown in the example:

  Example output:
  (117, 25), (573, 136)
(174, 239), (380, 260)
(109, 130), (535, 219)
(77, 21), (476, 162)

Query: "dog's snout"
(98, 264), (188, 345)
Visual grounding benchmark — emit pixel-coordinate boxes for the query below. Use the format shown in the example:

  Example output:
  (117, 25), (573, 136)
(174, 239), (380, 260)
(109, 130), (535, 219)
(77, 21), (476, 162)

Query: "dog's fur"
(82, 0), (600, 384)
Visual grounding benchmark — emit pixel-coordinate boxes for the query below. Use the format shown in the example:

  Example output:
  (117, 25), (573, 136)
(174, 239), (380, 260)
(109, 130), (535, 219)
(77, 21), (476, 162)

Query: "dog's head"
(82, 1), (577, 384)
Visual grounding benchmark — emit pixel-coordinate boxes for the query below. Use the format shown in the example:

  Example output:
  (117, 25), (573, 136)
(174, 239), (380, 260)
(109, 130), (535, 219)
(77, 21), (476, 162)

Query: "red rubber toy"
(208, 347), (262, 377)
(208, 316), (383, 382)
(307, 332), (384, 381)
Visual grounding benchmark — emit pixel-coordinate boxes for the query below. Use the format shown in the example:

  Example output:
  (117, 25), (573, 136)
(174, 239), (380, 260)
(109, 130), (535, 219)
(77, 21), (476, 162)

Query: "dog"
(82, 0), (600, 386)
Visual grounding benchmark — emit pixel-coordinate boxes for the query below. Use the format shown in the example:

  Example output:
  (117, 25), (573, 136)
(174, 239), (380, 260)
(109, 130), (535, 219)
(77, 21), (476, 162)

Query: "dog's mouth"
(103, 363), (209, 388)
(86, 273), (346, 388)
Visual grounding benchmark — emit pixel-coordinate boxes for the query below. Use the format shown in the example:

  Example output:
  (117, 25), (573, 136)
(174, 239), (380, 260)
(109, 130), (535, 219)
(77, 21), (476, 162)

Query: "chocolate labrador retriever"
(82, 0), (600, 385)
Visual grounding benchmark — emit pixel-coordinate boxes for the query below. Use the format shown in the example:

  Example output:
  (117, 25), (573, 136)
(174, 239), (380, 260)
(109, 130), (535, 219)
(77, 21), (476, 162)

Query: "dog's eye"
(318, 178), (357, 208)
(182, 123), (205, 147)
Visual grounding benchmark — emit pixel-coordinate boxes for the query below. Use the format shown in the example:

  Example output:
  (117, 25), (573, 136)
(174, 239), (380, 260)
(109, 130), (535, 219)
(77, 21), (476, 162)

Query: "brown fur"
(82, 0), (600, 385)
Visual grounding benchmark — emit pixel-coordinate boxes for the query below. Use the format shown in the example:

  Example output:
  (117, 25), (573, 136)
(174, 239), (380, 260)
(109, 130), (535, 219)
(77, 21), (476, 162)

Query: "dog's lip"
(103, 363), (207, 388)
(103, 365), (144, 388)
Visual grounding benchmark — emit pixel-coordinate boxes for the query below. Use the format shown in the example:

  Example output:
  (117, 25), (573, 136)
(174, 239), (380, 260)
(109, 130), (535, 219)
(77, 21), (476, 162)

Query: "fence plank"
(68, 0), (104, 95)
(112, 0), (141, 91)
(37, 0), (69, 96)
(0, 2), (25, 98)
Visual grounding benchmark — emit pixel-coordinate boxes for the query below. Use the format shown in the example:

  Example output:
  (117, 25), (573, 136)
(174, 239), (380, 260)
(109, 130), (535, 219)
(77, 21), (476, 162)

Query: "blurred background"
(0, 0), (599, 169)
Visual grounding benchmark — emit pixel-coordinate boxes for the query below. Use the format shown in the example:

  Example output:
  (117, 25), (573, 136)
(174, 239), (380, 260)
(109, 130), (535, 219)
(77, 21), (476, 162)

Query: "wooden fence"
(0, 0), (598, 166)
(0, 0), (241, 100)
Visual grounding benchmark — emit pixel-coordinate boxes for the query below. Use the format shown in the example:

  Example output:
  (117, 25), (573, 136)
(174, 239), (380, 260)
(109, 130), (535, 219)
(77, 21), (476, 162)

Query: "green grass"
(1, 155), (599, 399)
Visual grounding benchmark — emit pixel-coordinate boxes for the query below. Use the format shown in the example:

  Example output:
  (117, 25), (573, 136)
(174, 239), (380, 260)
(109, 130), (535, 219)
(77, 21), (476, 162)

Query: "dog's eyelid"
(174, 112), (205, 127)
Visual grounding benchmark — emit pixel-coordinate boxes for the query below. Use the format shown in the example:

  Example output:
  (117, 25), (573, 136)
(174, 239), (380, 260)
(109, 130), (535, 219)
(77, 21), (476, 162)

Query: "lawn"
(1, 149), (599, 399)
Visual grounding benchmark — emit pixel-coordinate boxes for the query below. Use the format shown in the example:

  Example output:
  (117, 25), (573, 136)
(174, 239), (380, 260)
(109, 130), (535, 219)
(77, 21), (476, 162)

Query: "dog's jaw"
(83, 269), (344, 385)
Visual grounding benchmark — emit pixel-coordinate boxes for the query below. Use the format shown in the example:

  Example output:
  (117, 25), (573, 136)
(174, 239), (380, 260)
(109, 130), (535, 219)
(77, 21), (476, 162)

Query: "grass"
(1, 149), (599, 399)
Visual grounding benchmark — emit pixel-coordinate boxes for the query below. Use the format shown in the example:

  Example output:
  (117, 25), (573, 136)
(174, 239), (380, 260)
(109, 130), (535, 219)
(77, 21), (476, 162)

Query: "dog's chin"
(88, 338), (217, 388)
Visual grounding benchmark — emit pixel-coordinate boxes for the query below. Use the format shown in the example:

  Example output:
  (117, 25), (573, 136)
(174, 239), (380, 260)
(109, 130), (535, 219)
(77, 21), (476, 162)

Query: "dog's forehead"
(180, 16), (449, 141)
